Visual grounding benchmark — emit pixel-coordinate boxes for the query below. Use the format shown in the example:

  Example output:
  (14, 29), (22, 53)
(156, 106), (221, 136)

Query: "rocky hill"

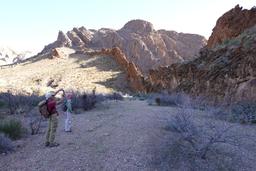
(40, 20), (206, 73)
(139, 6), (256, 103)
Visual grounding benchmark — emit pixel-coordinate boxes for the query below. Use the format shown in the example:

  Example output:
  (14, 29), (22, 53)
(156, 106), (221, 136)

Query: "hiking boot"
(45, 142), (50, 147)
(49, 142), (60, 148)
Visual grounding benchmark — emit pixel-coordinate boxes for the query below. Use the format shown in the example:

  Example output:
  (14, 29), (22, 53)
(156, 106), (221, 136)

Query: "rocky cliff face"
(207, 5), (256, 48)
(40, 19), (206, 73)
(146, 25), (256, 103)
(82, 47), (146, 92)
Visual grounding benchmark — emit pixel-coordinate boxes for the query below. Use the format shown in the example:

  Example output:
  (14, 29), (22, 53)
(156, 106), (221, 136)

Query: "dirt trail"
(0, 100), (177, 171)
(1, 100), (256, 171)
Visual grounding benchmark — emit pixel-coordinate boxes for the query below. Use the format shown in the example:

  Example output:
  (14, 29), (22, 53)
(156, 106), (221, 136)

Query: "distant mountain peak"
(121, 19), (154, 34)
(0, 46), (33, 65)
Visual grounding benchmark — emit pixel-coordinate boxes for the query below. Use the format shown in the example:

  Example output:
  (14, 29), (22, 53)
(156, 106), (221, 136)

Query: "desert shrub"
(155, 95), (176, 106)
(209, 101), (256, 124)
(0, 133), (14, 154)
(189, 95), (212, 111)
(215, 38), (241, 50)
(147, 92), (191, 107)
(71, 89), (98, 111)
(230, 101), (256, 124)
(105, 92), (124, 101)
(133, 92), (148, 101)
(81, 92), (97, 111)
(30, 116), (43, 135)
(209, 107), (230, 121)
(0, 91), (43, 114)
(71, 90), (124, 112)
(165, 109), (244, 170)
(0, 100), (5, 108)
(0, 119), (26, 140)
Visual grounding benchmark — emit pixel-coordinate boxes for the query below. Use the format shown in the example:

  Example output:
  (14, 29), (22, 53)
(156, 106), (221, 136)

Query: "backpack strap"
(46, 99), (51, 115)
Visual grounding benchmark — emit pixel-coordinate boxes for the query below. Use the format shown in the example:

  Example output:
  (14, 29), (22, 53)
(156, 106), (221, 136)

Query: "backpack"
(62, 99), (73, 112)
(38, 100), (50, 118)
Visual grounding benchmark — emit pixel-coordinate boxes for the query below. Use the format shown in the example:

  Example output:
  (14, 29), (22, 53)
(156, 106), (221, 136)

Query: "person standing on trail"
(64, 93), (73, 132)
(45, 89), (65, 147)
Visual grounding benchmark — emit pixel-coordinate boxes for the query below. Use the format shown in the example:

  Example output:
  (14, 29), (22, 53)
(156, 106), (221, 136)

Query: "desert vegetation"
(1, 89), (256, 170)
(63, 89), (124, 112)
(0, 91), (43, 115)
(0, 133), (14, 154)
(0, 119), (26, 140)
(146, 91), (256, 125)
(164, 109), (251, 170)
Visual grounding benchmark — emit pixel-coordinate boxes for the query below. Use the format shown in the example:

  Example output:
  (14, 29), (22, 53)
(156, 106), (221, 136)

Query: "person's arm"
(54, 88), (65, 96)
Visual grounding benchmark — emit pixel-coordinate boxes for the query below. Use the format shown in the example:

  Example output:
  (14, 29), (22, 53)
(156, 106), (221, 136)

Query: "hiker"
(64, 93), (73, 132)
(45, 89), (65, 147)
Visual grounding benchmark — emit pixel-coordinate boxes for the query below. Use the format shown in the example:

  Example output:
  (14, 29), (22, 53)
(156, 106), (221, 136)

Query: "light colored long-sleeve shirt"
(65, 99), (72, 113)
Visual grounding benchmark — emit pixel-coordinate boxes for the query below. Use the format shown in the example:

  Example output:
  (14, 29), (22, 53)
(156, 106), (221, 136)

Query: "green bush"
(0, 133), (14, 153)
(0, 100), (5, 108)
(0, 119), (25, 140)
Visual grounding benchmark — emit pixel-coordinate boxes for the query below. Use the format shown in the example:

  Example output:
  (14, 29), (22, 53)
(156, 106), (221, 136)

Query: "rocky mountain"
(207, 5), (256, 48)
(40, 20), (206, 73)
(0, 46), (33, 66)
(136, 5), (256, 103)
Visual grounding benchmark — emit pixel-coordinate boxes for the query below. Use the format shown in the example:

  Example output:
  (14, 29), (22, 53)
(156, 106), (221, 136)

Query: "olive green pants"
(46, 114), (58, 143)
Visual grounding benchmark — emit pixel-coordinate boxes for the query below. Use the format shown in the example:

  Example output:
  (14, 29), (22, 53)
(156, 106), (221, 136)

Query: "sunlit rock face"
(40, 19), (206, 74)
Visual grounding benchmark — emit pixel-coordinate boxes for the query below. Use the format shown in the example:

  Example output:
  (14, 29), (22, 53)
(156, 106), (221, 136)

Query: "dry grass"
(0, 48), (129, 95)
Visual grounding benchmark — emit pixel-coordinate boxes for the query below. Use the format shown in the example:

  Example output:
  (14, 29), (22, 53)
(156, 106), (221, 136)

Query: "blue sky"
(0, 0), (255, 52)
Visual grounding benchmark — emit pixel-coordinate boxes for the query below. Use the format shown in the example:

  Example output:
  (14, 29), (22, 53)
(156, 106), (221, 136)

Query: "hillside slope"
(0, 47), (129, 94)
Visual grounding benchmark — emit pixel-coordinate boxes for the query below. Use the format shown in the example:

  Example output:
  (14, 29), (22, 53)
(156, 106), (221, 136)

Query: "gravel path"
(0, 100), (177, 171)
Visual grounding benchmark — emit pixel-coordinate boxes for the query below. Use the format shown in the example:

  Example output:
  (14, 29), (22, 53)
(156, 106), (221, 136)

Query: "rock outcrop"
(84, 47), (146, 92)
(146, 25), (256, 103)
(40, 19), (206, 73)
(207, 5), (256, 48)
(40, 31), (72, 54)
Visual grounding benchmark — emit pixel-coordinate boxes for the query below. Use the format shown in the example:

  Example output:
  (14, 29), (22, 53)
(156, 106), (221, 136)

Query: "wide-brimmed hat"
(66, 93), (72, 99)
